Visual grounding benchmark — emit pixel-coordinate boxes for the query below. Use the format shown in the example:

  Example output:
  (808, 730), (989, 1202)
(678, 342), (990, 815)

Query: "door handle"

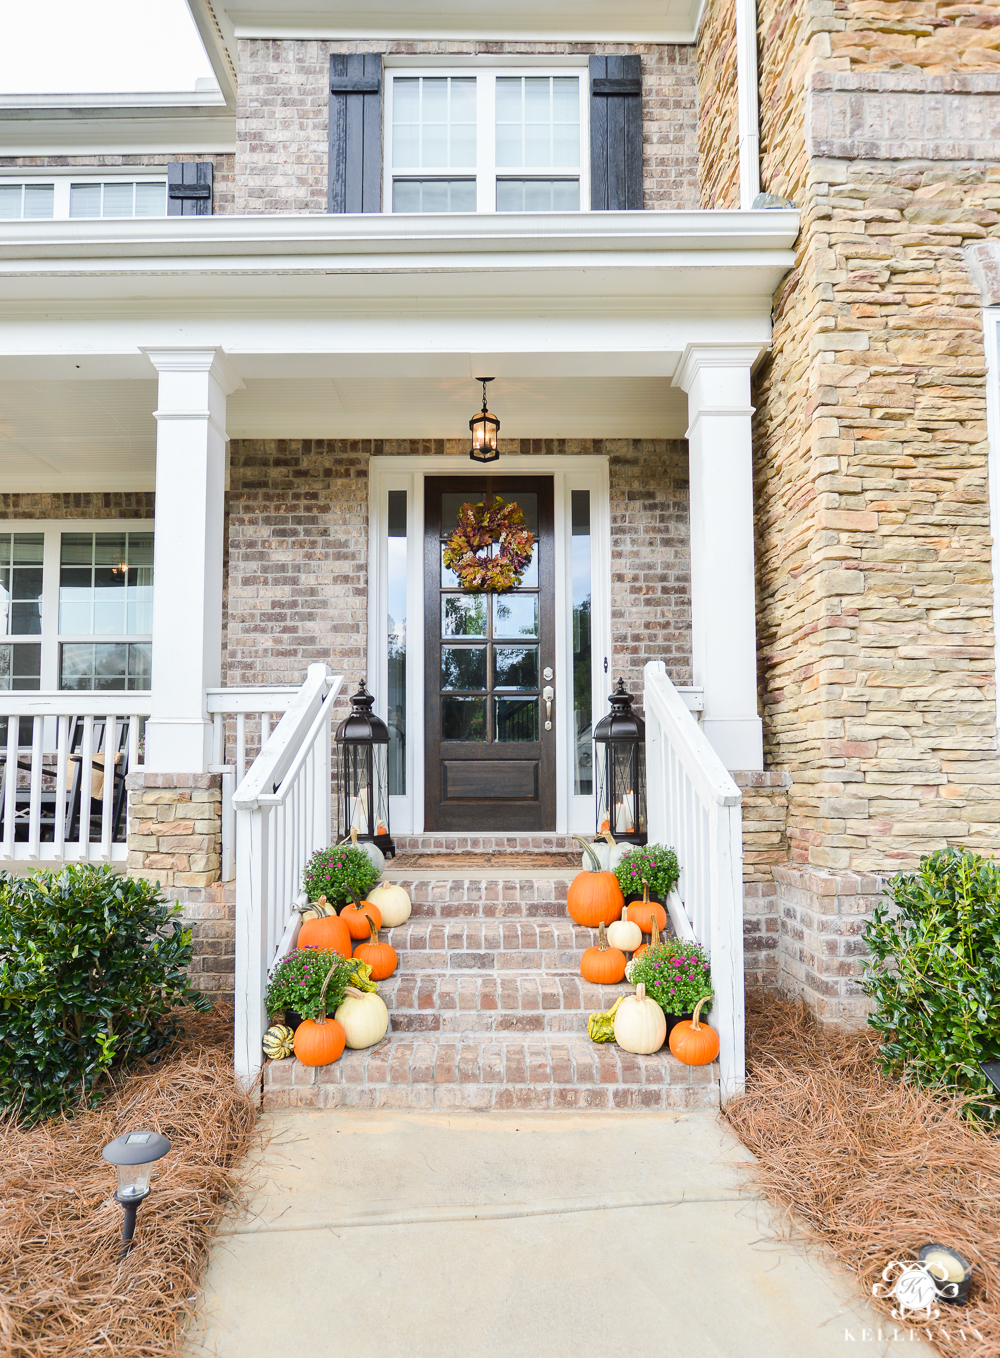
(542, 685), (554, 731)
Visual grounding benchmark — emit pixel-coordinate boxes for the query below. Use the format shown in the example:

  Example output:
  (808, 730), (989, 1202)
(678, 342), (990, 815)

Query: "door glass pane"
(572, 489), (592, 795)
(387, 490), (407, 795)
(441, 542), (460, 587)
(493, 646), (538, 691)
(443, 595), (487, 637)
(442, 646), (487, 690)
(442, 696), (485, 741)
(495, 697), (538, 742)
(493, 594), (537, 638)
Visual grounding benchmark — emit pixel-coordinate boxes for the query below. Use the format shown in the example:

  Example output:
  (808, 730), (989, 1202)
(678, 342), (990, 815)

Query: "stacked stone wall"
(752, 0), (1000, 880)
(225, 438), (693, 707)
(696, 0), (740, 208)
(235, 39), (698, 215)
(0, 155), (236, 214)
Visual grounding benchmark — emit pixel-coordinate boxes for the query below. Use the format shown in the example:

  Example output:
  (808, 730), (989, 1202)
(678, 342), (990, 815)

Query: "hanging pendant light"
(469, 376), (500, 464)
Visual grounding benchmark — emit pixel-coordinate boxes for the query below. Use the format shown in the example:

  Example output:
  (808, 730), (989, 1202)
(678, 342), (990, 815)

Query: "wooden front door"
(424, 476), (555, 832)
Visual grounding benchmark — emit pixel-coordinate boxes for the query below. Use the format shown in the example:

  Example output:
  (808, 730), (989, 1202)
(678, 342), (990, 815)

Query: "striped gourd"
(262, 1024), (295, 1060)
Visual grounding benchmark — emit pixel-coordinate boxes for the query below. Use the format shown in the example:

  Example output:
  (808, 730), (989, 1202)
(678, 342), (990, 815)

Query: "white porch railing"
(643, 659), (745, 1102)
(231, 663), (343, 1086)
(205, 686), (300, 881)
(0, 692), (149, 864)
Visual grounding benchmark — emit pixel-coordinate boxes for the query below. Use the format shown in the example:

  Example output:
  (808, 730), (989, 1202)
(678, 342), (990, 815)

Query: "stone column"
(676, 344), (763, 771)
(141, 348), (242, 773)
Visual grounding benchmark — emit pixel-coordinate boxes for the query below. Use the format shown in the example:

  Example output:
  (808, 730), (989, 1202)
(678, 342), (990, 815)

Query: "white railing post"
(234, 802), (269, 1091)
(643, 660), (746, 1102)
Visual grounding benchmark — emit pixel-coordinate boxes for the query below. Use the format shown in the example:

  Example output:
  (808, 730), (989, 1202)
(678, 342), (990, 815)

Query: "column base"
(701, 716), (763, 772)
(143, 718), (214, 774)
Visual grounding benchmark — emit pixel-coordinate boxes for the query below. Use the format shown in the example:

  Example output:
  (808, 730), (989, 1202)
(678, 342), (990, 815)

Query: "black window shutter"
(167, 161), (213, 216)
(329, 53), (382, 213)
(589, 55), (643, 211)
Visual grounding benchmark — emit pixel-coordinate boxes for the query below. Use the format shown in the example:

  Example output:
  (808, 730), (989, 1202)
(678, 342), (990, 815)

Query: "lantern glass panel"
(594, 736), (647, 845)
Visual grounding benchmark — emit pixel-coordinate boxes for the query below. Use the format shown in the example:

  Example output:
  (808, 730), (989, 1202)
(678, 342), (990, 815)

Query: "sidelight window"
(386, 491), (408, 795)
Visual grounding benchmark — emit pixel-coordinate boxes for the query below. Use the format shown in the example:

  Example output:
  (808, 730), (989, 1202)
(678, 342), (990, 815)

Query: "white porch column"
(142, 348), (243, 773)
(676, 344), (764, 771)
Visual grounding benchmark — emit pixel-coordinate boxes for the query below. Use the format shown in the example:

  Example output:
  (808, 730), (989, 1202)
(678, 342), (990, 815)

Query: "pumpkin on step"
(366, 881), (411, 928)
(292, 961), (347, 1067)
(342, 889), (383, 939)
(296, 911), (352, 958)
(580, 921), (627, 984)
(297, 893), (337, 922)
(336, 985), (389, 1049)
(567, 836), (624, 928)
(627, 879), (668, 936)
(668, 996), (719, 1066)
(353, 914), (397, 980)
(341, 827), (385, 874)
(580, 829), (627, 873)
(607, 904), (642, 953)
(613, 982), (667, 1054)
(262, 1023), (295, 1060)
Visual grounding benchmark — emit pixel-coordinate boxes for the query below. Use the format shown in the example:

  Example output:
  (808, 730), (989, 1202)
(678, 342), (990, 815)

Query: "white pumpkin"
(335, 985), (389, 1049)
(613, 983), (667, 1054)
(342, 828), (385, 874)
(577, 831), (626, 873)
(607, 904), (642, 952)
(367, 881), (411, 929)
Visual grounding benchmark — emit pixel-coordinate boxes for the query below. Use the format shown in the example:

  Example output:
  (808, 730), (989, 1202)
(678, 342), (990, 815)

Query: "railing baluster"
(3, 717), (18, 859)
(54, 714), (69, 858)
(237, 713), (246, 785)
(78, 715), (95, 859)
(27, 714), (44, 859)
(99, 714), (116, 861)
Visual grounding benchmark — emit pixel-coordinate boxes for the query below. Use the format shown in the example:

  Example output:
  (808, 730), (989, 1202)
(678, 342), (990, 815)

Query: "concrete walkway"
(187, 1109), (936, 1358)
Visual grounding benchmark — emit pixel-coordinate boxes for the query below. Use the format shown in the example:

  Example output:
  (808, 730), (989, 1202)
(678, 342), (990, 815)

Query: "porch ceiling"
(0, 374), (690, 492)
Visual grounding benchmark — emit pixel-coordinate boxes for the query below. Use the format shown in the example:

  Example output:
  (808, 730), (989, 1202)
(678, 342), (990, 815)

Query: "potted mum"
(614, 844), (679, 904)
(628, 941), (712, 1042)
(265, 949), (353, 1028)
(302, 844), (380, 909)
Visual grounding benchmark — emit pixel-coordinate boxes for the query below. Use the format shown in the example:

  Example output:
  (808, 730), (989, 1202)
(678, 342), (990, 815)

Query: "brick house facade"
(2, 0), (999, 1038)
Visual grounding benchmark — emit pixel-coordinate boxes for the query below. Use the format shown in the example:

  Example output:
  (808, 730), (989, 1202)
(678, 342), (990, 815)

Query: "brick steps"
(262, 872), (719, 1112)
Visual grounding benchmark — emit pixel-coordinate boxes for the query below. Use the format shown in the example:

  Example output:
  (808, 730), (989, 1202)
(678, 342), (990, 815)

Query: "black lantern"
(335, 680), (394, 858)
(102, 1129), (171, 1259)
(593, 679), (647, 845)
(469, 376), (500, 463)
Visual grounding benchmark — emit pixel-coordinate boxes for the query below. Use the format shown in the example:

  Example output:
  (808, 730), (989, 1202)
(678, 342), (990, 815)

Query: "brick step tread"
(381, 973), (639, 1032)
(263, 1034), (718, 1111)
(383, 918), (613, 951)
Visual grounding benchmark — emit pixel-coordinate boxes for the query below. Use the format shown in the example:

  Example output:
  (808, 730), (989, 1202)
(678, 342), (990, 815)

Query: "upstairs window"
(69, 181), (166, 218)
(385, 69), (588, 214)
(0, 184), (55, 219)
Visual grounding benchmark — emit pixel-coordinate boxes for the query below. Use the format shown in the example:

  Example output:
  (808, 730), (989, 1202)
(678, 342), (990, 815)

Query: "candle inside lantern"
(923, 1249), (967, 1283)
(615, 791), (635, 834)
(350, 786), (369, 835)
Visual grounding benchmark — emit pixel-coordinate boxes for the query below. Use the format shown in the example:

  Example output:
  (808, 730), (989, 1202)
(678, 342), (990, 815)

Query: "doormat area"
(389, 852), (581, 870)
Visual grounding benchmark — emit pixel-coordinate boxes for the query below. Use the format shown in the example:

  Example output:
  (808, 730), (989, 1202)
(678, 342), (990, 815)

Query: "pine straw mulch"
(0, 1004), (258, 1358)
(723, 992), (1000, 1355)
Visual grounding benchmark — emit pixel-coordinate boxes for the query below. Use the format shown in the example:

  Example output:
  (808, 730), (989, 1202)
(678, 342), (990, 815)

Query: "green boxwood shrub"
(863, 847), (1000, 1106)
(0, 864), (210, 1124)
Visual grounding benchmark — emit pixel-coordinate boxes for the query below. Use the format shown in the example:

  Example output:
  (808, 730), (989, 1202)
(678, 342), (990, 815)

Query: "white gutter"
(735, 0), (762, 209)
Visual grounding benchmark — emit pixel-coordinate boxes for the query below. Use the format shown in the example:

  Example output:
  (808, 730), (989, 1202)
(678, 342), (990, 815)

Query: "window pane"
(497, 179), (580, 212)
(0, 185), (22, 219)
(127, 642), (152, 690)
(442, 696), (485, 741)
(495, 697), (538, 742)
(493, 594), (537, 638)
(387, 489), (407, 795)
(392, 179), (476, 213)
(496, 75), (579, 170)
(23, 185), (55, 219)
(493, 646), (538, 691)
(70, 184), (101, 218)
(572, 489), (593, 795)
(12, 643), (41, 688)
(393, 75), (476, 170)
(101, 182), (134, 217)
(134, 182), (166, 216)
(0, 535), (45, 637)
(59, 642), (130, 691)
(59, 531), (153, 637)
(442, 595), (486, 637)
(441, 646), (487, 691)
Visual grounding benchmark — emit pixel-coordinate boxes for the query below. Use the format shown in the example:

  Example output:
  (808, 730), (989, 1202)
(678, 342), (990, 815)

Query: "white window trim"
(367, 456), (610, 836)
(0, 174), (167, 220)
(383, 65), (591, 215)
(0, 520), (153, 691)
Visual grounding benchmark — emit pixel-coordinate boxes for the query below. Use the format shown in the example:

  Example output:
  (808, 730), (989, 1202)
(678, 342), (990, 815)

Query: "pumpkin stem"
(351, 827), (359, 845)
(635, 982), (646, 1002)
(365, 913), (378, 944)
(572, 834), (602, 873)
(344, 886), (361, 908)
(650, 917), (660, 949)
(642, 877), (649, 905)
(691, 995), (711, 1029)
(317, 960), (341, 1023)
(601, 829), (617, 847)
(597, 921), (609, 950)
(343, 985), (363, 999)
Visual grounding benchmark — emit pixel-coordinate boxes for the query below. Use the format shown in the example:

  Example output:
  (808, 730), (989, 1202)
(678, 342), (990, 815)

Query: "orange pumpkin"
(342, 890), (382, 940)
(292, 960), (348, 1066)
(353, 914), (397, 981)
(627, 879), (667, 936)
(296, 912), (351, 958)
(580, 921), (627, 984)
(567, 836), (625, 928)
(668, 996), (720, 1066)
(632, 916), (661, 962)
